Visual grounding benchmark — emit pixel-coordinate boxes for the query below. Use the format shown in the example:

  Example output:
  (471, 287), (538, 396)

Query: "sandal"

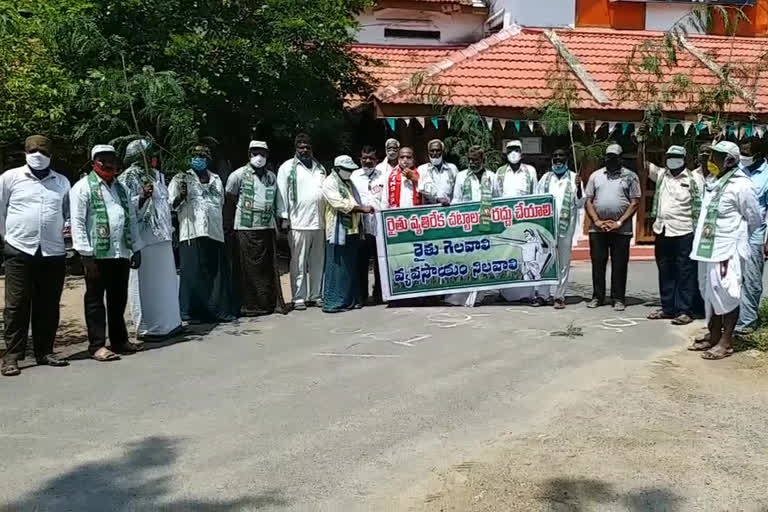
(648, 310), (673, 320)
(554, 299), (566, 310)
(687, 340), (714, 351)
(1, 361), (21, 376)
(113, 342), (144, 355)
(671, 314), (693, 326)
(701, 347), (734, 360)
(91, 348), (121, 362)
(531, 297), (547, 307)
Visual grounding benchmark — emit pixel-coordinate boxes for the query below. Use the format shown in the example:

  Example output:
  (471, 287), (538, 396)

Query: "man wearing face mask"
(446, 146), (501, 307)
(532, 148), (585, 309)
(585, 144), (642, 312)
(0, 136), (71, 376)
(277, 133), (327, 311)
(735, 138), (768, 334)
(169, 144), (233, 323)
(376, 138), (400, 176)
(639, 144), (704, 326)
(119, 138), (181, 341)
(689, 141), (761, 360)
(384, 147), (422, 209)
(321, 155), (374, 313)
(351, 145), (385, 304)
(497, 140), (538, 198)
(417, 139), (458, 206)
(70, 145), (144, 362)
(225, 141), (286, 317)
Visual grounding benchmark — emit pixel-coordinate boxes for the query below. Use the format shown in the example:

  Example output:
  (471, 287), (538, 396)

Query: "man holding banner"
(445, 146), (501, 307)
(535, 148), (584, 309)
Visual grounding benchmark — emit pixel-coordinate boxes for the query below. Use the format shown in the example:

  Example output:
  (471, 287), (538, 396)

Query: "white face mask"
(250, 155), (267, 168)
(26, 152), (51, 171)
(386, 149), (399, 160)
(666, 158), (685, 171)
(338, 169), (353, 180)
(507, 151), (521, 165)
(430, 156), (443, 166)
(741, 155), (755, 168)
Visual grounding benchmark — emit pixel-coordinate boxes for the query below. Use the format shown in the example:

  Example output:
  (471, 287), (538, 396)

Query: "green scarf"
(239, 167), (276, 228)
(650, 169), (701, 226)
(288, 158), (325, 204)
(462, 170), (493, 231)
(87, 171), (132, 258)
(497, 164), (533, 195)
(542, 171), (573, 237)
(695, 168), (739, 259)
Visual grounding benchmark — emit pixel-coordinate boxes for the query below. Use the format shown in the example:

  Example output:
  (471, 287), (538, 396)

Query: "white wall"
(357, 8), (486, 45)
(492, 0), (575, 28)
(645, 3), (702, 32)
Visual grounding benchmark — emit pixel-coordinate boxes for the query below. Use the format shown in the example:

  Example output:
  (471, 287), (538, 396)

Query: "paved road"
(0, 262), (690, 511)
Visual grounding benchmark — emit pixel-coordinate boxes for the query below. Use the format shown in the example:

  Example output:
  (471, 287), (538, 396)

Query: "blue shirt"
(743, 159), (768, 244)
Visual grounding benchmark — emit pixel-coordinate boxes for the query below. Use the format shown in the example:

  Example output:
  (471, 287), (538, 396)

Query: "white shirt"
(382, 167), (420, 209)
(0, 165), (70, 256)
(118, 165), (173, 246)
(276, 158), (326, 230)
(417, 162), (459, 204)
(375, 160), (396, 176)
(225, 165), (278, 231)
(691, 170), (762, 263)
(351, 167), (385, 235)
(168, 171), (225, 243)
(649, 163), (705, 237)
(451, 169), (501, 203)
(497, 163), (538, 197)
(536, 171), (586, 238)
(70, 175), (144, 258)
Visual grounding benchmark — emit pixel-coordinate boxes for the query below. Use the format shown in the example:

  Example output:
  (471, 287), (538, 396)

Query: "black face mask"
(30, 167), (50, 180)
(605, 156), (622, 172)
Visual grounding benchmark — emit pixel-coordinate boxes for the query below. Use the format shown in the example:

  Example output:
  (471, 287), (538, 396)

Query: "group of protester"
(0, 130), (765, 375)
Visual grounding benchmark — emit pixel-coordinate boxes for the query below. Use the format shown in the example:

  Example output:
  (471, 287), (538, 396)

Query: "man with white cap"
(497, 140), (538, 198)
(0, 135), (71, 376)
(70, 144), (144, 362)
(320, 155), (374, 313)
(585, 143), (642, 311)
(497, 139), (539, 303)
(277, 133), (326, 311)
(639, 143), (704, 325)
(417, 139), (458, 206)
(226, 140), (287, 316)
(689, 140), (761, 360)
(376, 138), (400, 176)
(119, 138), (181, 341)
(735, 138), (768, 334)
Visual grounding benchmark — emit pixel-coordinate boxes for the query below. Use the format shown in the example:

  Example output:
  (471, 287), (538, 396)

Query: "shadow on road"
(1, 436), (287, 511)
(539, 477), (684, 511)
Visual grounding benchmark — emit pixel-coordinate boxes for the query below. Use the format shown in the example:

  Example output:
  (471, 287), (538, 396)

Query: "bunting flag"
(514, 120), (521, 132)
(485, 117), (494, 130)
(527, 120), (534, 133)
(683, 121), (693, 135)
(499, 119), (508, 130)
(695, 121), (702, 135)
(447, 117), (452, 129)
(746, 124), (753, 138)
(386, 118), (396, 132)
(756, 125), (765, 138)
(404, 118), (411, 127)
(431, 116), (440, 130)
(608, 121), (617, 134)
(415, 117), (425, 128)
(594, 121), (604, 134)
(577, 121), (586, 133)
(621, 122), (629, 135)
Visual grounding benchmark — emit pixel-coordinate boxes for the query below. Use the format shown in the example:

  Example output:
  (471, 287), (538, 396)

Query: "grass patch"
(735, 298), (768, 352)
(550, 321), (583, 339)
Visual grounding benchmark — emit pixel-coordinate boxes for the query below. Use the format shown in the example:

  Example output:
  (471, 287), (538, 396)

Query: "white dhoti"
(289, 229), (325, 304)
(445, 290), (499, 307)
(699, 253), (742, 320)
(128, 240), (182, 337)
(539, 232), (574, 300)
(501, 286), (536, 302)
